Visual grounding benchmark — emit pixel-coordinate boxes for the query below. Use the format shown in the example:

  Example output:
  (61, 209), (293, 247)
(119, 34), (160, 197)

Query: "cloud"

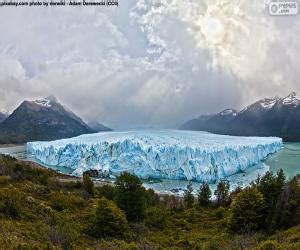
(0, 0), (299, 128)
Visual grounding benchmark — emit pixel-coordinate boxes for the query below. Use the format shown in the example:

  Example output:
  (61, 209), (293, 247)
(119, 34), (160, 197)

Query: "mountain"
(0, 110), (8, 123)
(180, 92), (300, 142)
(0, 96), (96, 144)
(87, 120), (112, 132)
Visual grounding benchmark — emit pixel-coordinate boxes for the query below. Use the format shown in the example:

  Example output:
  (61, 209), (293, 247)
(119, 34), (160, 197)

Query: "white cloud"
(0, 0), (299, 128)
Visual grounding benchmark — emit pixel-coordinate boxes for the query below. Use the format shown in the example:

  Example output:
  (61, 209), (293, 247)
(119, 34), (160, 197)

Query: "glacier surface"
(27, 130), (283, 183)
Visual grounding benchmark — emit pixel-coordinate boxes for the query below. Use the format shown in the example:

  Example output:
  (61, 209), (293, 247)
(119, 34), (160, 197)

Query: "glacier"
(27, 130), (283, 183)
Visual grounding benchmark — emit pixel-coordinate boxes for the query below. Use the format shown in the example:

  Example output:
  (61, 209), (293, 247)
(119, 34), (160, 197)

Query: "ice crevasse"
(27, 130), (283, 183)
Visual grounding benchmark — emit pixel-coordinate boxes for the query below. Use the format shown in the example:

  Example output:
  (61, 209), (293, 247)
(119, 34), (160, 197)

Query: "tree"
(273, 175), (300, 228)
(197, 183), (211, 207)
(82, 172), (94, 197)
(228, 187), (265, 233)
(114, 172), (146, 222)
(88, 197), (130, 239)
(184, 181), (194, 208)
(256, 170), (286, 230)
(214, 180), (230, 206)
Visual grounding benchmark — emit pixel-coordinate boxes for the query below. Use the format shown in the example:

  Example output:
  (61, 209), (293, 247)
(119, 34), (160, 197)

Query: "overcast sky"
(0, 0), (299, 129)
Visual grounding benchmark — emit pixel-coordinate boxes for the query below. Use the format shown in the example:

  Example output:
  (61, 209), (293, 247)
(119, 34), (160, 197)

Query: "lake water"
(1, 143), (299, 194)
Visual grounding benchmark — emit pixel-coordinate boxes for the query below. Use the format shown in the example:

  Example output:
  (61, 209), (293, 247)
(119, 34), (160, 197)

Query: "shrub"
(144, 188), (160, 207)
(145, 207), (168, 230)
(228, 187), (265, 233)
(50, 192), (85, 211)
(114, 172), (146, 222)
(215, 206), (226, 219)
(96, 184), (116, 200)
(87, 197), (130, 239)
(0, 191), (20, 219)
(257, 240), (281, 250)
(0, 176), (11, 185)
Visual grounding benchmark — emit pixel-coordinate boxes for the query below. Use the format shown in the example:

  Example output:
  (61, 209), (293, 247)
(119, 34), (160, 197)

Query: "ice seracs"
(27, 130), (283, 183)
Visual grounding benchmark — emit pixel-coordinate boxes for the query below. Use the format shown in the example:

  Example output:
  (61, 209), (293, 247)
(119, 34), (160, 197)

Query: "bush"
(96, 184), (116, 200)
(0, 190), (20, 219)
(50, 192), (85, 211)
(87, 197), (130, 239)
(228, 187), (265, 233)
(215, 207), (226, 219)
(114, 172), (146, 222)
(257, 240), (281, 250)
(145, 207), (168, 230)
(0, 176), (11, 185)
(144, 188), (160, 207)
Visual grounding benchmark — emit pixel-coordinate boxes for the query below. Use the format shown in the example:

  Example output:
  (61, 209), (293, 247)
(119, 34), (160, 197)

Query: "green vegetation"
(86, 197), (130, 239)
(197, 182), (212, 207)
(114, 172), (146, 222)
(214, 180), (230, 206)
(228, 187), (265, 233)
(82, 172), (95, 197)
(0, 154), (299, 249)
(184, 181), (194, 208)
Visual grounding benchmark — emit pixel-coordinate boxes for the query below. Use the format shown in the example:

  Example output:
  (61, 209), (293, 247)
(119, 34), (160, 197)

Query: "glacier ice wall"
(27, 130), (283, 183)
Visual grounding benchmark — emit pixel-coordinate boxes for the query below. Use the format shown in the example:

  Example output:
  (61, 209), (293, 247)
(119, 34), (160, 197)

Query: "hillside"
(0, 154), (299, 249)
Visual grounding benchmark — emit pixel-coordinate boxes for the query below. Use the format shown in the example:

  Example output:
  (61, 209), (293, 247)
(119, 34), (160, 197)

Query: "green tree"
(214, 180), (230, 206)
(82, 173), (94, 197)
(114, 172), (146, 222)
(228, 187), (265, 233)
(88, 197), (130, 239)
(256, 170), (286, 230)
(197, 182), (211, 207)
(274, 175), (300, 228)
(184, 181), (194, 208)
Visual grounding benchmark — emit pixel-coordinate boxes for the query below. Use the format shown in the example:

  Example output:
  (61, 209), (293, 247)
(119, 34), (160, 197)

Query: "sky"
(0, 0), (299, 129)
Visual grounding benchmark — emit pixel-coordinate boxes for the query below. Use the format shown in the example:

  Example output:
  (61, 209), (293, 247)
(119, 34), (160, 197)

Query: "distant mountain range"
(180, 92), (300, 142)
(0, 96), (111, 144)
(87, 120), (112, 132)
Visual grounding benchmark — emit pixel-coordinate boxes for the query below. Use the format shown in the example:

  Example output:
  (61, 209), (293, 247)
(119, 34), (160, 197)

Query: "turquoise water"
(265, 143), (300, 179)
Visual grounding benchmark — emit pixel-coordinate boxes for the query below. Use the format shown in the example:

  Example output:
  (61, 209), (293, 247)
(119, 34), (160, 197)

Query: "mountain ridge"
(0, 96), (110, 144)
(180, 92), (300, 141)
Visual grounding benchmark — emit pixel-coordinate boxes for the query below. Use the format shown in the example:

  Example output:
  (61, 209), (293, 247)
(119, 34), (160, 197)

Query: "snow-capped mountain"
(0, 110), (9, 123)
(180, 92), (300, 141)
(0, 96), (99, 144)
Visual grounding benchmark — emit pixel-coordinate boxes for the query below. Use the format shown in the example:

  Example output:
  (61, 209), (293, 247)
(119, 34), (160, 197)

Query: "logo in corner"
(268, 1), (298, 16)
